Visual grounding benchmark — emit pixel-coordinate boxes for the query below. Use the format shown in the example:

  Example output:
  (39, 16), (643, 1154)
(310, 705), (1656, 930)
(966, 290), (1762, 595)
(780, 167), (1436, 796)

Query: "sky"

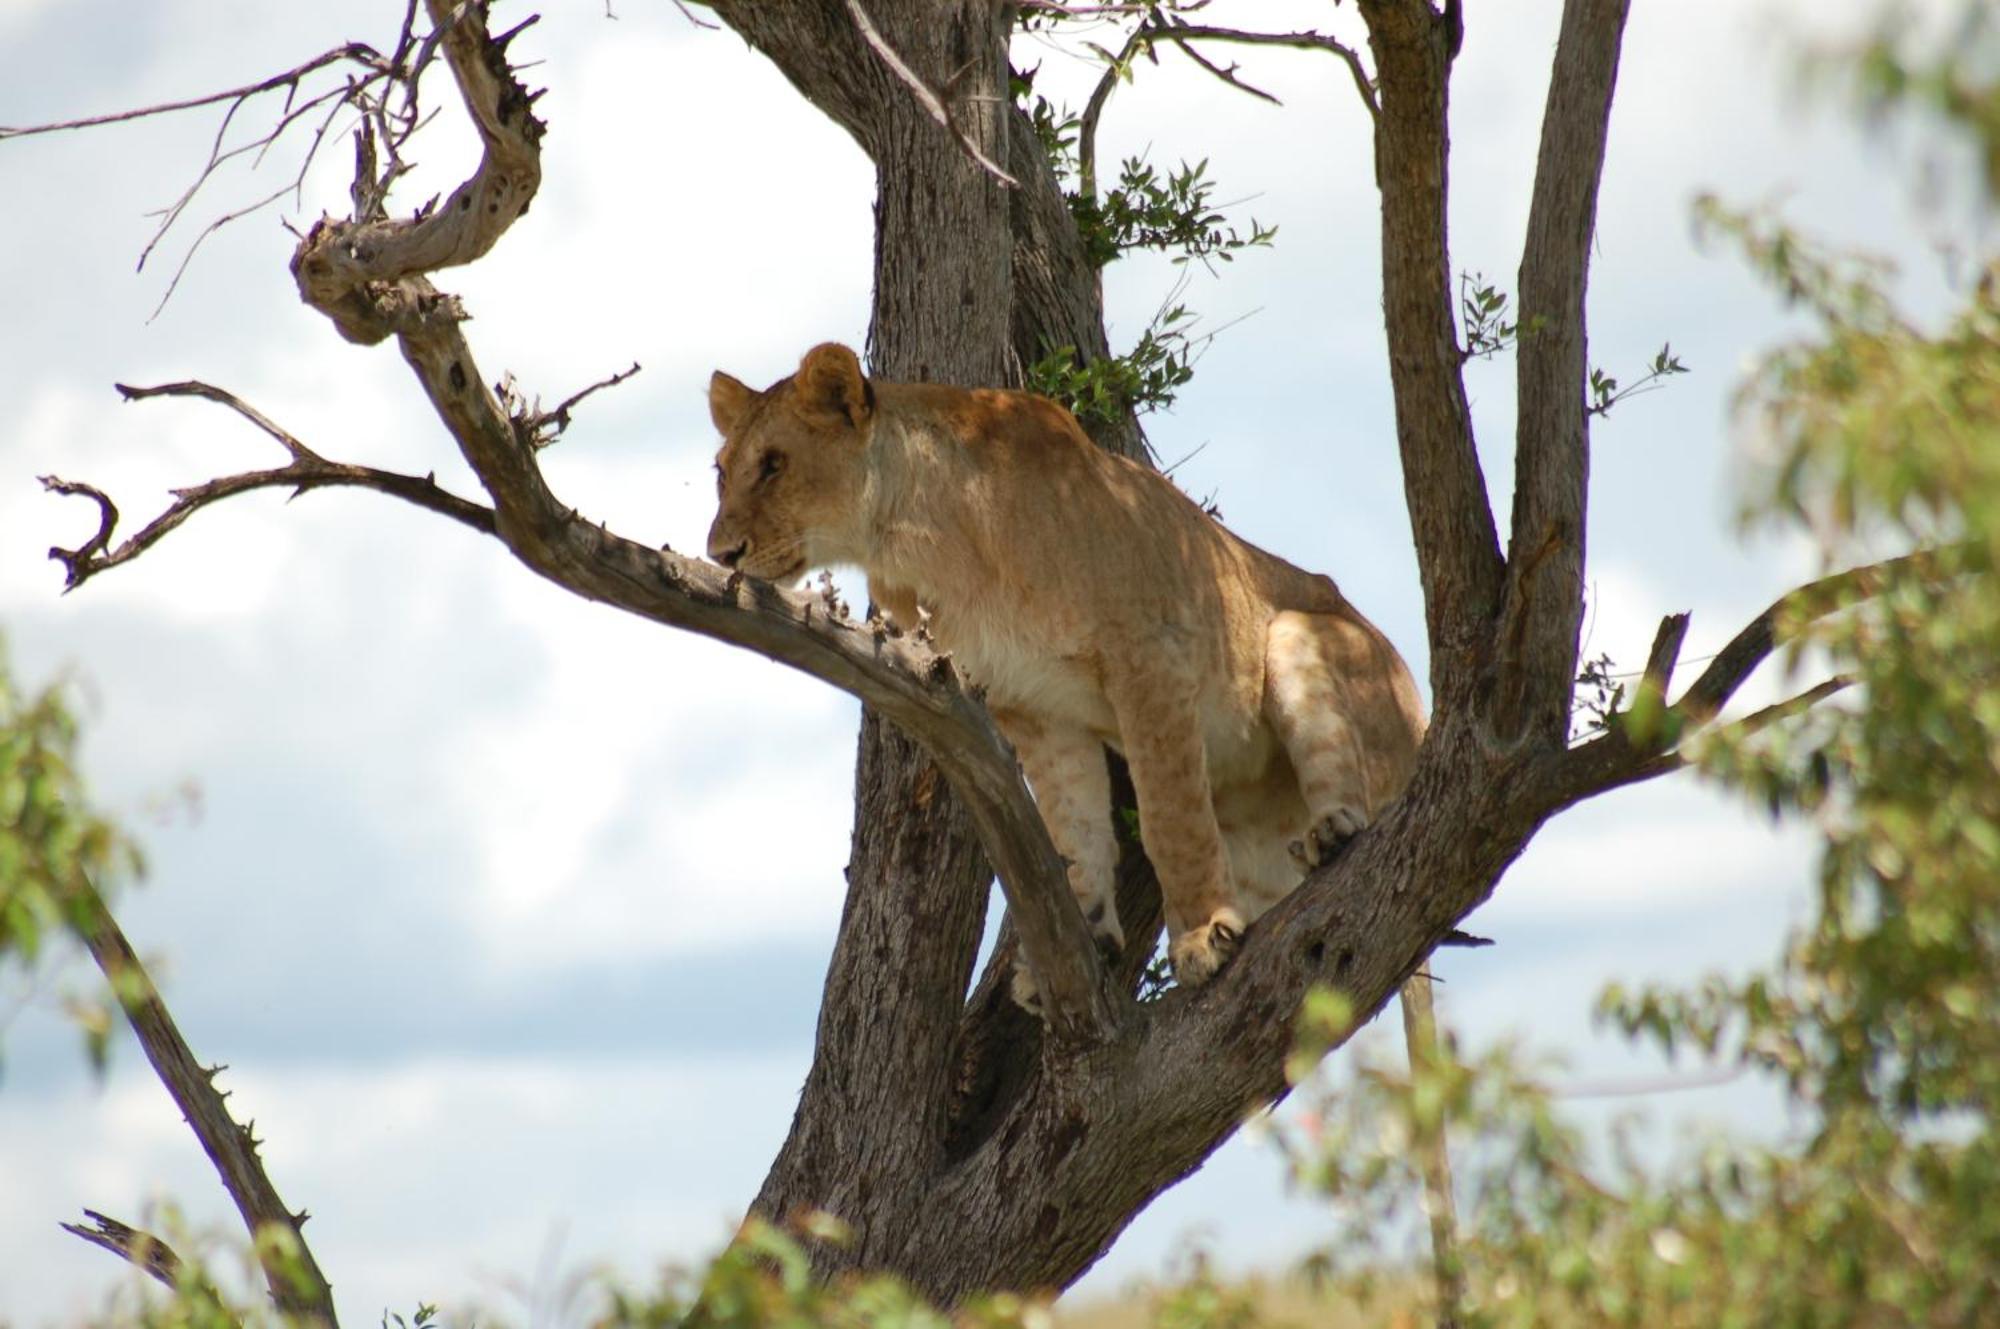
(0, 0), (1966, 1323)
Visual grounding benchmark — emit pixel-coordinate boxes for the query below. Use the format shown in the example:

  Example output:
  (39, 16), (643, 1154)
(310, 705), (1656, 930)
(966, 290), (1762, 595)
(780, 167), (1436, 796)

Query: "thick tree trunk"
(733, 0), (1043, 1274)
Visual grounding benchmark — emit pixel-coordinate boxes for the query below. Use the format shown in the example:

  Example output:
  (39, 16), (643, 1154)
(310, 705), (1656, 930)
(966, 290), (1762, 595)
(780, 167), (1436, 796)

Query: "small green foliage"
(1570, 651), (1626, 739)
(1010, 31), (1276, 425)
(1586, 344), (1689, 418)
(594, 1218), (1053, 1329)
(382, 1303), (441, 1329)
(1458, 272), (1521, 360)
(1070, 158), (1276, 273)
(1028, 304), (1201, 426)
(0, 633), (143, 1067)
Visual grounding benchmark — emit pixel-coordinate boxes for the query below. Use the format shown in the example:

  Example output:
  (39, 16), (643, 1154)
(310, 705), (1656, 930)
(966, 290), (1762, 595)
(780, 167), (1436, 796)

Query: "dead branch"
(59, 1210), (186, 1291)
(1146, 20), (1377, 120)
(63, 875), (335, 1323)
(1164, 35), (1282, 106)
(520, 360), (643, 449)
(0, 0), (436, 319)
(842, 0), (1019, 188)
(41, 381), (496, 592)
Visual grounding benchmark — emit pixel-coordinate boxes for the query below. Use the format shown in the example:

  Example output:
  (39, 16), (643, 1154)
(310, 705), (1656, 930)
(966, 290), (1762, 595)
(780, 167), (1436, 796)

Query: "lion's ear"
(709, 370), (757, 436)
(796, 342), (873, 429)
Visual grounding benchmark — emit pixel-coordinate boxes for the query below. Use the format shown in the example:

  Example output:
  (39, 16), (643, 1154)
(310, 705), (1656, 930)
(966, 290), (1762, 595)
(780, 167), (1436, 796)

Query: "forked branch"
(41, 382), (495, 592)
(1545, 544), (1968, 806)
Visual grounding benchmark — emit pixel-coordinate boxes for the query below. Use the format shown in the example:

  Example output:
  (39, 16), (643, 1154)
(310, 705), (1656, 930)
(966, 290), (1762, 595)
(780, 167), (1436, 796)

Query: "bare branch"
(1536, 546), (1971, 808)
(1559, 674), (1856, 803)
(59, 1211), (186, 1291)
(41, 382), (496, 592)
(1163, 35), (1283, 106)
(1674, 546), (1953, 727)
(1639, 610), (1690, 699)
(1149, 21), (1377, 120)
(841, 0), (1018, 188)
(0, 44), (390, 141)
(63, 875), (335, 1322)
(520, 360), (643, 449)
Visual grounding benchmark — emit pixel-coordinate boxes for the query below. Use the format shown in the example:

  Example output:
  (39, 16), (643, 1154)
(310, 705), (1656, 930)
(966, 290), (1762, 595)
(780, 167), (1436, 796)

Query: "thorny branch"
(506, 360), (644, 450)
(62, 873), (334, 1322)
(59, 1211), (185, 1292)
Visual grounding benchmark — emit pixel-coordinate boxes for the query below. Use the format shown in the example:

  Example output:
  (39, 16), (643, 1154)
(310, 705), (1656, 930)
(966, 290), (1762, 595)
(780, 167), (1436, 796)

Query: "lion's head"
(705, 342), (875, 582)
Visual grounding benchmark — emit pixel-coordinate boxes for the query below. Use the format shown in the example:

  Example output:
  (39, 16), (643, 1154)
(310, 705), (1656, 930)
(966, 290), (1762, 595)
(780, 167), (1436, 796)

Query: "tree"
(5, 0), (1957, 1316)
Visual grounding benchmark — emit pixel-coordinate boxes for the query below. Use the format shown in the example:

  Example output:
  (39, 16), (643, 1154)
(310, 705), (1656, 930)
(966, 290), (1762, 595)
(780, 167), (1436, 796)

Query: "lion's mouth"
(740, 551), (809, 584)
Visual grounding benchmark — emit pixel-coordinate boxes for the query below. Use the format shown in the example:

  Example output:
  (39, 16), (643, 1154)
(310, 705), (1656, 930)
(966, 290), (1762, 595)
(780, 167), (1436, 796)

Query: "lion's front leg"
(1104, 665), (1243, 988)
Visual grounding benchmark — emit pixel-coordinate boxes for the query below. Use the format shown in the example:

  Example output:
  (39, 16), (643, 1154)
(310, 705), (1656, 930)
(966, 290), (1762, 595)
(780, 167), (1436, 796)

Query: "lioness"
(706, 343), (1425, 1001)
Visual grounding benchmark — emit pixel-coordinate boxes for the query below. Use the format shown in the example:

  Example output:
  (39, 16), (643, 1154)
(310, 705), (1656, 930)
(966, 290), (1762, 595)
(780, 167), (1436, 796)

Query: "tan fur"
(707, 343), (1427, 1000)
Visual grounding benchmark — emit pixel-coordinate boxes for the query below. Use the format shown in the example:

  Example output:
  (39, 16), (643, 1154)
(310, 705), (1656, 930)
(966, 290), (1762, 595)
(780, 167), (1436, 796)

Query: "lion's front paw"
(1288, 805), (1369, 874)
(1085, 897), (1125, 966)
(1169, 907), (1246, 988)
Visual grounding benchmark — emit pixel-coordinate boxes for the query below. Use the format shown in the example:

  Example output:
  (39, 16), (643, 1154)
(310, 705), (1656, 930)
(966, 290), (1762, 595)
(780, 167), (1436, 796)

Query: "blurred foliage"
(1272, 7), (2000, 1326)
(0, 633), (142, 1072)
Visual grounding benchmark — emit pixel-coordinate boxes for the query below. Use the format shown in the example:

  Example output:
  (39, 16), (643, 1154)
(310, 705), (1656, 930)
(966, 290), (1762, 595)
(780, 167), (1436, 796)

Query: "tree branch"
(1147, 21), (1377, 120)
(63, 876), (335, 1323)
(60, 1210), (185, 1292)
(1356, 1), (1505, 709)
(40, 382), (496, 592)
(1493, 0), (1631, 746)
(1541, 545), (1962, 805)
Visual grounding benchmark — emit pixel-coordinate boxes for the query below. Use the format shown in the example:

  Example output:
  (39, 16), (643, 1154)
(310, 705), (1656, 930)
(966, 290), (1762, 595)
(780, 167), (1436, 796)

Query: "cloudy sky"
(0, 0), (1964, 1323)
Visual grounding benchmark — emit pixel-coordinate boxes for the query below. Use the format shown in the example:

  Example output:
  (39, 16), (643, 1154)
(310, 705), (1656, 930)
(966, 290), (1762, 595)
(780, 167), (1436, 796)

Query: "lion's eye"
(757, 452), (785, 483)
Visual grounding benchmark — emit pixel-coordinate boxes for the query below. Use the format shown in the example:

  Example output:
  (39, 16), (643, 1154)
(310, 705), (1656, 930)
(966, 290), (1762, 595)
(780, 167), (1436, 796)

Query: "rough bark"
(1355, 0), (1505, 714)
(1494, 0), (1632, 747)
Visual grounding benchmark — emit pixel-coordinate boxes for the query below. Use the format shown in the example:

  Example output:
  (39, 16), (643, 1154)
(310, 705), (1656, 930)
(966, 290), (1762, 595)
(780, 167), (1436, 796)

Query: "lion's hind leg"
(1264, 610), (1375, 874)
